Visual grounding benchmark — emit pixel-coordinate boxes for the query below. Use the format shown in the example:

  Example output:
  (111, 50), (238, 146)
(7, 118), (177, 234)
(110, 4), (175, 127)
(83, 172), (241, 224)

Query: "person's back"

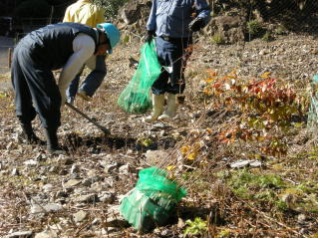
(63, 0), (104, 28)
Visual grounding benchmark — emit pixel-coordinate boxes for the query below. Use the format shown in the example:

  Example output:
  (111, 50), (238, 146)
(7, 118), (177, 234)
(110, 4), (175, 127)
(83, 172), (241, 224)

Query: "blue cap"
(97, 23), (120, 54)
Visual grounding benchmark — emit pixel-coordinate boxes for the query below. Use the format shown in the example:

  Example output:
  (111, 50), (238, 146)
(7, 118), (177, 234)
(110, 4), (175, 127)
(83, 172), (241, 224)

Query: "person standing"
(145, 0), (211, 122)
(11, 22), (120, 154)
(63, 0), (107, 103)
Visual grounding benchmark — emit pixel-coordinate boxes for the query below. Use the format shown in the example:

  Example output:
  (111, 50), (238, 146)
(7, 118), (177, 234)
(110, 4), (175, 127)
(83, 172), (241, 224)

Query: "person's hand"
(145, 30), (155, 43)
(189, 18), (205, 32)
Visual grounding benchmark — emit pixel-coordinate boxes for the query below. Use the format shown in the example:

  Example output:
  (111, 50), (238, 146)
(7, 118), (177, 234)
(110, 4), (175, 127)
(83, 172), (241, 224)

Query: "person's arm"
(189, 0), (212, 32)
(195, 0), (212, 25)
(146, 0), (157, 31)
(58, 34), (95, 104)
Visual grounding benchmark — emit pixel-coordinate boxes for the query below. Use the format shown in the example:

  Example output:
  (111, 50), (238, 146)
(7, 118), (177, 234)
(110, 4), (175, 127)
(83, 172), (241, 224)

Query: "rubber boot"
(44, 127), (65, 155)
(20, 121), (44, 145)
(158, 94), (178, 120)
(144, 94), (165, 122)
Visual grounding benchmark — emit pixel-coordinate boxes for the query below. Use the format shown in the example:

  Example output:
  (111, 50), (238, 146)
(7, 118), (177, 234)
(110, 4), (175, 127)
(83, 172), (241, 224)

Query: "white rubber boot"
(158, 93), (177, 120)
(144, 94), (165, 122)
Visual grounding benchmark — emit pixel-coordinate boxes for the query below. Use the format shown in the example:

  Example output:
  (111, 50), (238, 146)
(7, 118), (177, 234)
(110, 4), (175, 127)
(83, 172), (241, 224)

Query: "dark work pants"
(152, 36), (192, 95)
(66, 55), (107, 100)
(11, 46), (61, 129)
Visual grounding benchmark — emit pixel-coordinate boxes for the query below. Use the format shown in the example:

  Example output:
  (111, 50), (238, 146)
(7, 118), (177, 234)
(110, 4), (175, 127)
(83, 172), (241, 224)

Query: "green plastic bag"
(118, 40), (161, 114)
(136, 167), (187, 202)
(119, 167), (187, 232)
(119, 188), (173, 232)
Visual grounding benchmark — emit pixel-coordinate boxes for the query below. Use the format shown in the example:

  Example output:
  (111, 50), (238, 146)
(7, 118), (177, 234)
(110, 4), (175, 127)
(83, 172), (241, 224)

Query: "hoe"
(66, 102), (110, 135)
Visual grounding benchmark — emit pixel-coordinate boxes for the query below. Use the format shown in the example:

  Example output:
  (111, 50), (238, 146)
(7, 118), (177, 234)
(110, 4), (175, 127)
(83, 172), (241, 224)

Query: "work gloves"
(189, 17), (205, 32)
(145, 30), (155, 43)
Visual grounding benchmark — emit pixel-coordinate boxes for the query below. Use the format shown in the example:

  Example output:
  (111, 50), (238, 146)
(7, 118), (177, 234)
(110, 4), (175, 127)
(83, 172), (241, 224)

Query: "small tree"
(93, 0), (130, 19)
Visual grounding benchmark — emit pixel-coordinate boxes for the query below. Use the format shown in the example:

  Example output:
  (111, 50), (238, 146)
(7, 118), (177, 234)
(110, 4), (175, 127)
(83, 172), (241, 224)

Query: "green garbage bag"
(118, 40), (161, 114)
(136, 167), (187, 202)
(119, 167), (187, 232)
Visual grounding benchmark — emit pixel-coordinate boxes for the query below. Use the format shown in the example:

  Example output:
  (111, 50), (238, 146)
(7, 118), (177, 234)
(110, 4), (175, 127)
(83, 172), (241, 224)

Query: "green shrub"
(274, 25), (288, 35)
(262, 31), (274, 42)
(93, 0), (129, 19)
(211, 33), (225, 45)
(184, 217), (208, 237)
(247, 20), (264, 36)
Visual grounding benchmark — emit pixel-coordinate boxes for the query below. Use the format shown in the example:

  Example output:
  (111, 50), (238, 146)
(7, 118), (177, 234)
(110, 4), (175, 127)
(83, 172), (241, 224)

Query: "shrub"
(211, 33), (225, 45)
(93, 0), (129, 19)
(247, 20), (264, 37)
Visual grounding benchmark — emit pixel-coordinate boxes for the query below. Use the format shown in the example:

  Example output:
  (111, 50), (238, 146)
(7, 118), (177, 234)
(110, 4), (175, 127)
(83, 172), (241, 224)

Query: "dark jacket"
(18, 22), (98, 70)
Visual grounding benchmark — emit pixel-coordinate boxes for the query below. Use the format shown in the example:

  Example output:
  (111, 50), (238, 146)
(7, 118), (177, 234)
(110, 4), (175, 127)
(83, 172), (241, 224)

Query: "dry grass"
(0, 34), (317, 237)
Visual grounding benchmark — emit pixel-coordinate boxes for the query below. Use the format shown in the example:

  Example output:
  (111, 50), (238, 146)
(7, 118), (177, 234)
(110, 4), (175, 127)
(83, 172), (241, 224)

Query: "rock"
(42, 183), (54, 193)
(31, 203), (63, 213)
(11, 168), (19, 176)
(35, 230), (58, 238)
(297, 214), (306, 224)
(49, 166), (58, 173)
(230, 159), (262, 168)
(119, 163), (134, 174)
(64, 179), (82, 189)
(209, 15), (246, 43)
(120, 0), (151, 25)
(90, 181), (106, 191)
(55, 190), (68, 198)
(103, 162), (119, 173)
(5, 231), (33, 238)
(144, 150), (169, 165)
(73, 210), (88, 223)
(70, 164), (80, 174)
(24, 159), (38, 166)
(98, 192), (115, 203)
(74, 193), (98, 203)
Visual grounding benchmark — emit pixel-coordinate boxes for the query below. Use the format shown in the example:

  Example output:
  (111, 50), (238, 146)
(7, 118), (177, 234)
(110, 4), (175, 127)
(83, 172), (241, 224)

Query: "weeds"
(184, 217), (208, 237)
(201, 70), (306, 157)
(247, 20), (264, 38)
(211, 33), (225, 45)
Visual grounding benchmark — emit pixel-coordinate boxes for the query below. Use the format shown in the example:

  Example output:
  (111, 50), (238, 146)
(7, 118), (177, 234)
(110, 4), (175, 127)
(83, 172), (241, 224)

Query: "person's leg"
(166, 38), (192, 94)
(151, 37), (172, 95)
(17, 49), (63, 153)
(144, 93), (165, 122)
(32, 71), (64, 154)
(11, 47), (40, 144)
(145, 37), (170, 122)
(78, 55), (107, 99)
(159, 38), (192, 120)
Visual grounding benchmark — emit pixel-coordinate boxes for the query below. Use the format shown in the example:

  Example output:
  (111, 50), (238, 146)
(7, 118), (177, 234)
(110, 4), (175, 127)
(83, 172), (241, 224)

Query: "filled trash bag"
(119, 167), (187, 232)
(118, 40), (161, 114)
